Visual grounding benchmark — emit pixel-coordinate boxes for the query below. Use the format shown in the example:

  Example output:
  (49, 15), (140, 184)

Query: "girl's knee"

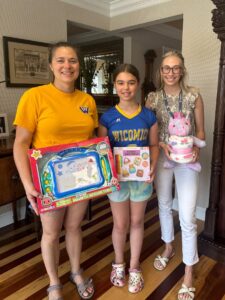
(114, 221), (129, 233)
(42, 230), (61, 243)
(180, 217), (197, 233)
(130, 217), (144, 229)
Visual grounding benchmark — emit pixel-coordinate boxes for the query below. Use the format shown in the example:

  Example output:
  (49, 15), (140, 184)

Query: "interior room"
(0, 0), (225, 299)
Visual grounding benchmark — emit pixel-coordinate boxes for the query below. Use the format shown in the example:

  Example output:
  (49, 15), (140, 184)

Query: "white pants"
(155, 152), (199, 266)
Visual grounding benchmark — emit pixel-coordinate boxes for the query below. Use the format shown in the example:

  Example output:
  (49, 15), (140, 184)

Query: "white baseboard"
(0, 207), (15, 227)
(0, 198), (26, 228)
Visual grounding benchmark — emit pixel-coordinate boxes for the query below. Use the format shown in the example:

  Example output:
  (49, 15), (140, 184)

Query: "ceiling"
(60, 0), (172, 17)
(67, 19), (183, 46)
(64, 0), (183, 46)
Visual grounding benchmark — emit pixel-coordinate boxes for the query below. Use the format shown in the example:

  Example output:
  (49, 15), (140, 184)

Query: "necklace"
(162, 89), (183, 118)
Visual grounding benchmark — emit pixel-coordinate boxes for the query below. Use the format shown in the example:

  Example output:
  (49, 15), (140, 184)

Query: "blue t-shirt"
(100, 105), (157, 148)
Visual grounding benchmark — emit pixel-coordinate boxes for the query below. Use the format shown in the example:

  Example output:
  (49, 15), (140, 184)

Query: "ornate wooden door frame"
(198, 0), (225, 262)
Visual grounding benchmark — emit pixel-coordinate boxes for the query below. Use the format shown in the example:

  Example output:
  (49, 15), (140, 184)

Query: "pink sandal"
(110, 262), (126, 287)
(128, 268), (144, 293)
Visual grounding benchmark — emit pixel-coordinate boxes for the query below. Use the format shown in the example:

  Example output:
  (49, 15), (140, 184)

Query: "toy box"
(28, 137), (119, 213)
(114, 147), (150, 181)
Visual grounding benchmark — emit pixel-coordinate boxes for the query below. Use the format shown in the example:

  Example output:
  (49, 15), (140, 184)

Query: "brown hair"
(49, 41), (80, 63)
(113, 63), (140, 82)
(155, 50), (190, 92)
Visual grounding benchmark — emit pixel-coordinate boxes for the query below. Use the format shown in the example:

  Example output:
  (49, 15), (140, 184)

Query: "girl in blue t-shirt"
(98, 63), (159, 293)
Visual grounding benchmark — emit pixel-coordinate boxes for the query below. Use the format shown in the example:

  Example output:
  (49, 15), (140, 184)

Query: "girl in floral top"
(145, 51), (205, 300)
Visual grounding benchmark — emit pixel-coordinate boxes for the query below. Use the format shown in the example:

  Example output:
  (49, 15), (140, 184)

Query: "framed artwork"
(3, 36), (51, 87)
(0, 113), (9, 138)
(28, 136), (119, 213)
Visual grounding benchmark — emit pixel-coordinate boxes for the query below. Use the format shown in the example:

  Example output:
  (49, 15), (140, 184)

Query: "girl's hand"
(146, 164), (157, 183)
(192, 146), (200, 162)
(160, 142), (172, 160)
(25, 184), (41, 215)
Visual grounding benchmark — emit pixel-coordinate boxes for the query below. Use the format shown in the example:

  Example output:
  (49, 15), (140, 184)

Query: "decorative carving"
(198, 0), (225, 261)
(212, 0), (225, 40)
(212, 0), (225, 7)
(212, 8), (225, 32)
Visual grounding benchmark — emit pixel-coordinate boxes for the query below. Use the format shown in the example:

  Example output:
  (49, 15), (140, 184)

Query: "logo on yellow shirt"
(80, 107), (89, 113)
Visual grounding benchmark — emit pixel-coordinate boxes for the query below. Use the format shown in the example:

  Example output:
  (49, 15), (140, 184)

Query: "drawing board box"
(28, 137), (119, 213)
(114, 147), (150, 181)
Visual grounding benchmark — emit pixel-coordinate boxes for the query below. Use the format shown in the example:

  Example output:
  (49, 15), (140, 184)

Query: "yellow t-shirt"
(14, 83), (98, 148)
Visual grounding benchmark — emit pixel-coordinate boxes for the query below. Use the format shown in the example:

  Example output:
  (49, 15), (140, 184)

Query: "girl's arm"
(13, 126), (40, 215)
(149, 122), (159, 182)
(193, 95), (205, 162)
(97, 123), (108, 137)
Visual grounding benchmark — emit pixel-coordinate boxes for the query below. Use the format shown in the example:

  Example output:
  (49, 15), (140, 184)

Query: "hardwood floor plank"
(3, 207), (159, 299)
(1, 193), (223, 300)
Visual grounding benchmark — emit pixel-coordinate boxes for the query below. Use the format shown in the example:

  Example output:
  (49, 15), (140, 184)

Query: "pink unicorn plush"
(164, 112), (206, 171)
(168, 112), (191, 136)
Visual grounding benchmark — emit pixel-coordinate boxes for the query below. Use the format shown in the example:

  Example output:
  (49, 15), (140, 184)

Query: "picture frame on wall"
(0, 113), (9, 138)
(3, 36), (51, 87)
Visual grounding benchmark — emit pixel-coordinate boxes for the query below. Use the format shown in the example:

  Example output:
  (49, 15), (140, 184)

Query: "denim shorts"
(108, 181), (153, 202)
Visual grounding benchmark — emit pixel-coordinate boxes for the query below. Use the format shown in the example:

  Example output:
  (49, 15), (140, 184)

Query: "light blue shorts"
(108, 181), (153, 202)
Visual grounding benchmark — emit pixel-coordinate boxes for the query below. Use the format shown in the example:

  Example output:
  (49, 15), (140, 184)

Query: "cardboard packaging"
(114, 147), (150, 181)
(28, 137), (119, 213)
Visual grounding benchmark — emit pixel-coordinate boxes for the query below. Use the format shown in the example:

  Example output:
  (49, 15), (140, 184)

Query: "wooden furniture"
(0, 136), (25, 223)
(198, 0), (225, 263)
(141, 49), (156, 105)
(94, 94), (119, 117)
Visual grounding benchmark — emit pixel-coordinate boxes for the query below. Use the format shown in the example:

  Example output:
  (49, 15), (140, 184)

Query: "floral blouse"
(145, 89), (199, 143)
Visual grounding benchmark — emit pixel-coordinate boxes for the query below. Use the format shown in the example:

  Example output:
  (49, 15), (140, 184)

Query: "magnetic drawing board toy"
(28, 137), (119, 213)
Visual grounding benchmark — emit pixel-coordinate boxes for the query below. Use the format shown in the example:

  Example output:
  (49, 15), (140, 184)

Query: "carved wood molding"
(212, 0), (225, 40)
(203, 0), (225, 239)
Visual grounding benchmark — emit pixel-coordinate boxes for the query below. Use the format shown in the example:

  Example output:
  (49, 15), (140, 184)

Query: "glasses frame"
(161, 65), (183, 74)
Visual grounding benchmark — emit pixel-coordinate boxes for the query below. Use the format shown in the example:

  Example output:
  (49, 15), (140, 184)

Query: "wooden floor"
(1, 194), (225, 300)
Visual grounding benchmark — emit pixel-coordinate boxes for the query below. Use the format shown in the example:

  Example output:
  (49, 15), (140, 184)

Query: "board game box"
(28, 137), (119, 213)
(114, 147), (150, 181)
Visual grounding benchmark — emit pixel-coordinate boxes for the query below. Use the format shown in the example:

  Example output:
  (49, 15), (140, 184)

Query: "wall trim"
(60, 0), (172, 17)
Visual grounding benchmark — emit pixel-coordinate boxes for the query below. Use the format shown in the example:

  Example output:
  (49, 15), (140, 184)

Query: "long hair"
(155, 50), (190, 92)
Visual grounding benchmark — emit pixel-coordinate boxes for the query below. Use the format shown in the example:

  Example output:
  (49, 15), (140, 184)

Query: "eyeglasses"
(161, 65), (182, 74)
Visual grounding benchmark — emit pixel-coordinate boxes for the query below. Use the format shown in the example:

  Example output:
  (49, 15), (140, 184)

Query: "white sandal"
(153, 250), (175, 271)
(178, 284), (195, 300)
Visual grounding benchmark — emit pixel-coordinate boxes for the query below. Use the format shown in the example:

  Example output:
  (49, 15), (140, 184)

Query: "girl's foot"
(47, 284), (63, 300)
(178, 284), (195, 300)
(110, 262), (126, 287)
(128, 268), (144, 293)
(178, 266), (195, 299)
(70, 269), (94, 299)
(153, 247), (175, 271)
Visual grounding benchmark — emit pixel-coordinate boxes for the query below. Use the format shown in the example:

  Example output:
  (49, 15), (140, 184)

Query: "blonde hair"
(156, 50), (191, 92)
